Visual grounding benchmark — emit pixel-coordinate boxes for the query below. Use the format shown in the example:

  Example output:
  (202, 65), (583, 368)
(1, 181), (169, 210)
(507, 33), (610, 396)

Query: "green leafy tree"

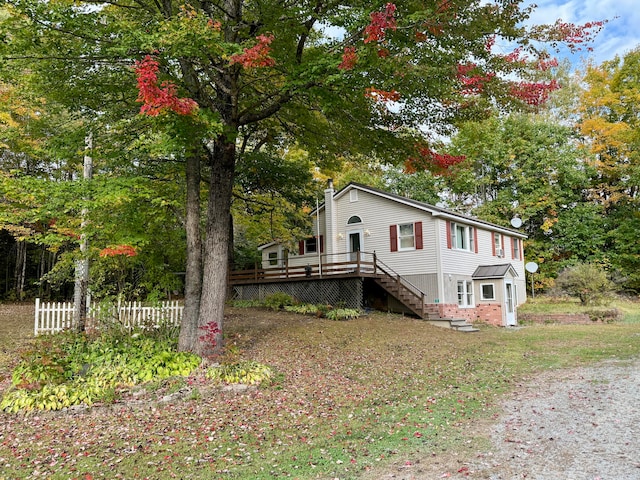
(444, 113), (599, 288)
(0, 0), (604, 354)
(555, 262), (614, 305)
(578, 47), (640, 291)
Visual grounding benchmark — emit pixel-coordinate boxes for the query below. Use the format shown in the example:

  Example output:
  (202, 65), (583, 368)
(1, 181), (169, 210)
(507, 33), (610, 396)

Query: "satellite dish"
(510, 217), (522, 228)
(525, 262), (539, 273)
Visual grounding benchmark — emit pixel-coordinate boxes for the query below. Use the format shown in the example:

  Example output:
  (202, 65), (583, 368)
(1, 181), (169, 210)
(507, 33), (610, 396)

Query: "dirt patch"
(376, 358), (640, 479)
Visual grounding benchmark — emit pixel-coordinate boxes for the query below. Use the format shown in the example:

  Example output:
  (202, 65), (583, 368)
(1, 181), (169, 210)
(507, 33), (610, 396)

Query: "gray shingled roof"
(472, 264), (518, 279)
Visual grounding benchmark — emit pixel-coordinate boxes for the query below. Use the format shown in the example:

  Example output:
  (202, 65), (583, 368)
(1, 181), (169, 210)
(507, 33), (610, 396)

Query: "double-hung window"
(398, 223), (415, 250)
(457, 280), (474, 307)
(512, 238), (521, 260)
(450, 222), (475, 252)
(494, 233), (503, 257)
(298, 236), (323, 255)
(390, 222), (423, 252)
(305, 237), (317, 254)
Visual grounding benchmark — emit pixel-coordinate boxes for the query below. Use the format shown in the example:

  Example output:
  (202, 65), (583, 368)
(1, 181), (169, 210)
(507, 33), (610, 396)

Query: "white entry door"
(505, 280), (516, 326)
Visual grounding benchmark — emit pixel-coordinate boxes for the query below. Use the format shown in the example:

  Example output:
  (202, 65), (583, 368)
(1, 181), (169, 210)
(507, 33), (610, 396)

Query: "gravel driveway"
(378, 358), (640, 480)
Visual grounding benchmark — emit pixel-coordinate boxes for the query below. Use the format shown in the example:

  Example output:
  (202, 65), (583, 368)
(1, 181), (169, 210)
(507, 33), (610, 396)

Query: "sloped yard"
(1, 302), (640, 479)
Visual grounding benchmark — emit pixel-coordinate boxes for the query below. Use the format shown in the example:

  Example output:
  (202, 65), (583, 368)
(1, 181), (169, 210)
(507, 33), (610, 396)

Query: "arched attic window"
(347, 215), (362, 225)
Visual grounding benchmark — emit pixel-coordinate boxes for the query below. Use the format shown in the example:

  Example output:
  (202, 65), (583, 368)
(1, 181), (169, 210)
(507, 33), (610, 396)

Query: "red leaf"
(134, 56), (198, 116)
(230, 34), (276, 68)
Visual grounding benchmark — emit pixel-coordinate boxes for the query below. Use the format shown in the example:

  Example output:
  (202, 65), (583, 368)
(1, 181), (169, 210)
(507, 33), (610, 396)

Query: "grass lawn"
(1, 300), (640, 479)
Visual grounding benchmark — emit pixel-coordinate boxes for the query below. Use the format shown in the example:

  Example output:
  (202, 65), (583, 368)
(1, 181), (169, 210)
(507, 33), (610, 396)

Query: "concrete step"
(426, 318), (479, 333)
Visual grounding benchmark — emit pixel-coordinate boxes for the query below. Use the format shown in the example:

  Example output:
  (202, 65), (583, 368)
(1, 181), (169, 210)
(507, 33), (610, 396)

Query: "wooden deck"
(229, 252), (478, 332)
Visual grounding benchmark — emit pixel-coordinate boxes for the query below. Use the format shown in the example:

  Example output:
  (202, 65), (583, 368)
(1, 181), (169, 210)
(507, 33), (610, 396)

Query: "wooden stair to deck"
(372, 268), (478, 333)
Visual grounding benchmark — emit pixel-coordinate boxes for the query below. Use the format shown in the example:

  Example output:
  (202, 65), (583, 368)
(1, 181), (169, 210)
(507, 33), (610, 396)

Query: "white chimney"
(324, 179), (337, 256)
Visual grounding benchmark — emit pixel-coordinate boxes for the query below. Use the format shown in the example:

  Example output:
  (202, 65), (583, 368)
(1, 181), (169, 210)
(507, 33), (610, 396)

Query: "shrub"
(585, 309), (622, 323)
(264, 292), (294, 310)
(555, 263), (614, 306)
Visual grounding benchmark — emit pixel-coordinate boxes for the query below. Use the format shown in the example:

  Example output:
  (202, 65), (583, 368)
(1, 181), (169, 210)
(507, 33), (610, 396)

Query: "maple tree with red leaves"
(510, 80), (560, 106)
(338, 47), (358, 71)
(6, 0), (608, 353)
(134, 56), (198, 116)
(456, 63), (495, 95)
(99, 245), (138, 258)
(230, 34), (276, 68)
(405, 147), (466, 175)
(364, 3), (397, 44)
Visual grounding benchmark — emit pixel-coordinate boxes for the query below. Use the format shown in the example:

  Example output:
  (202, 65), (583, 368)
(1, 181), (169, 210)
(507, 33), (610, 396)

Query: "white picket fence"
(34, 298), (184, 335)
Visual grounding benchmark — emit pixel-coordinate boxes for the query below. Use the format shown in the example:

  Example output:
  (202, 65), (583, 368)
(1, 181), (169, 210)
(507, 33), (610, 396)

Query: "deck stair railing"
(370, 253), (429, 319)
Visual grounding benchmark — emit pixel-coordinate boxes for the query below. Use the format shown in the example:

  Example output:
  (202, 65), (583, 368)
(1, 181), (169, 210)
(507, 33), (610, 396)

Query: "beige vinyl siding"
(439, 221), (527, 306)
(333, 190), (438, 276)
(402, 273), (439, 303)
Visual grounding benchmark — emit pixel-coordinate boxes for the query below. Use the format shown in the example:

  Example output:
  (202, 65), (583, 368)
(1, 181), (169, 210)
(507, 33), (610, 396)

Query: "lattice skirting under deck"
(232, 278), (364, 310)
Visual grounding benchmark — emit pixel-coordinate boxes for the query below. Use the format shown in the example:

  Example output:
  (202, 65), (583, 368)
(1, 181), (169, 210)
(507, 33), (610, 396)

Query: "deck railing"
(229, 251), (378, 284)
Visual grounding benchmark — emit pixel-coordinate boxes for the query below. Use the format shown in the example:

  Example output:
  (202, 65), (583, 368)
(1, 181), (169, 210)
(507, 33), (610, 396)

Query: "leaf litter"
(1, 304), (640, 479)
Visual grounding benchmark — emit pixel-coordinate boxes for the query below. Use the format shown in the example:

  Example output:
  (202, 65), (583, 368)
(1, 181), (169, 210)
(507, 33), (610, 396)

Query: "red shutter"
(415, 222), (423, 250)
(390, 225), (398, 252)
(446, 221), (452, 249)
(319, 235), (324, 253)
(491, 232), (496, 256)
(510, 237), (515, 259)
(474, 228), (478, 253)
(518, 239), (522, 260)
(299, 240), (305, 255)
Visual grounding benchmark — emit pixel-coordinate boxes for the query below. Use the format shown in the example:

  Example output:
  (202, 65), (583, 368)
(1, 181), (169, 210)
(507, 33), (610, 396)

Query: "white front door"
(347, 230), (363, 262)
(505, 280), (516, 326)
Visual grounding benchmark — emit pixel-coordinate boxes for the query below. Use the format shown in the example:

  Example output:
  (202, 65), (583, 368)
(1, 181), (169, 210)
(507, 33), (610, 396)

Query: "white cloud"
(522, 0), (640, 65)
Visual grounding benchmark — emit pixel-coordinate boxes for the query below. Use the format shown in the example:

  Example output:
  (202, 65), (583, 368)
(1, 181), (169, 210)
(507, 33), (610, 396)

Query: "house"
(231, 181), (527, 328)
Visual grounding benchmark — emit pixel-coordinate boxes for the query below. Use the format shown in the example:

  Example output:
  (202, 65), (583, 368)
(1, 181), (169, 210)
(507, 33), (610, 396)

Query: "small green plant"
(264, 292), (294, 310)
(230, 299), (263, 308)
(206, 361), (274, 385)
(284, 304), (319, 315)
(325, 308), (361, 321)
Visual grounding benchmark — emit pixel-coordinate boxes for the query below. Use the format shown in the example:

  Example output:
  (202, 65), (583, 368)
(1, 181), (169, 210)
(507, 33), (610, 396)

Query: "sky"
(522, 0), (639, 67)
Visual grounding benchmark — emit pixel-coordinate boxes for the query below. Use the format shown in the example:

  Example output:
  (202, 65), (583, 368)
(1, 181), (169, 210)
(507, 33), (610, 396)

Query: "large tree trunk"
(193, 137), (236, 357)
(178, 152), (203, 352)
